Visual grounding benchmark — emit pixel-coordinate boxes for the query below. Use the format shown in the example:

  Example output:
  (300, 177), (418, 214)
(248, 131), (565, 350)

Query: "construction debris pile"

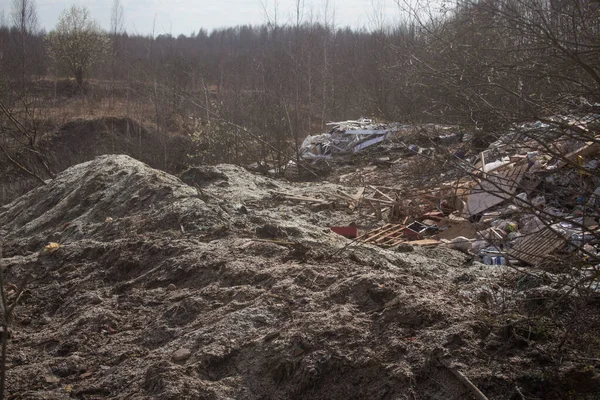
(297, 118), (402, 160)
(287, 115), (600, 273)
(284, 119), (408, 181)
(446, 114), (600, 270)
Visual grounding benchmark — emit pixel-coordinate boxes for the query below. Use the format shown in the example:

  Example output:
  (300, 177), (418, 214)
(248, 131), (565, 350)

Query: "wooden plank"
(410, 239), (442, 246)
(335, 190), (356, 201)
(362, 196), (397, 206)
(373, 225), (406, 243)
(361, 224), (405, 243)
(330, 193), (354, 201)
(480, 151), (487, 178)
(465, 163), (529, 216)
(558, 141), (600, 168)
(361, 224), (394, 241)
(369, 185), (395, 202)
(509, 228), (565, 265)
(271, 191), (329, 204)
(348, 187), (365, 213)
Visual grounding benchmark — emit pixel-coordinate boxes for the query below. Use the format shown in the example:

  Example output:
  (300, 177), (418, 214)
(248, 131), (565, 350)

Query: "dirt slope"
(0, 155), (599, 399)
(42, 118), (189, 174)
(0, 117), (191, 206)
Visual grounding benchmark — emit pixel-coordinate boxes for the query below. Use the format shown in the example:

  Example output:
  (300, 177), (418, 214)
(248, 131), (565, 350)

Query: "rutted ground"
(1, 155), (599, 399)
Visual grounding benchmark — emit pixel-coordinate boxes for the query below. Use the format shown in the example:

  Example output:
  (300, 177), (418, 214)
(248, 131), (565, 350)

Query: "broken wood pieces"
(272, 185), (433, 223)
(271, 191), (331, 204)
(334, 187), (365, 213)
(358, 224), (440, 248)
(271, 190), (336, 210)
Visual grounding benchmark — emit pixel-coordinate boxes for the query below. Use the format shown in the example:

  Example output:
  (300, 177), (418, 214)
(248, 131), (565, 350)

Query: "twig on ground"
(448, 367), (489, 400)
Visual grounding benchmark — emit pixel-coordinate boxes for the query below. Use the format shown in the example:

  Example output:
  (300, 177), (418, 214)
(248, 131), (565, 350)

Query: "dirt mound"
(0, 117), (192, 206)
(43, 117), (189, 173)
(1, 155), (599, 399)
(0, 155), (224, 249)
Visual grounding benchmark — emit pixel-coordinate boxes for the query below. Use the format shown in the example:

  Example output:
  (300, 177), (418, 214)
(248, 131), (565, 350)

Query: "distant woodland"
(0, 0), (598, 169)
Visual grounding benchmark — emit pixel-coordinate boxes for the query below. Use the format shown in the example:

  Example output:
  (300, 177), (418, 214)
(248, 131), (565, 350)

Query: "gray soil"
(1, 155), (599, 399)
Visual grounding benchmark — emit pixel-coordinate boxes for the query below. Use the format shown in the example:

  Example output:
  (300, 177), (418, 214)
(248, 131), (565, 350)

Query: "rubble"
(456, 114), (600, 267)
(285, 118), (407, 181)
(298, 118), (401, 160)
(287, 114), (600, 271)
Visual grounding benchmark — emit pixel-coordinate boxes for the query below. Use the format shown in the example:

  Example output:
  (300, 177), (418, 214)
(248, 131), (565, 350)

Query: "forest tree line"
(0, 0), (598, 169)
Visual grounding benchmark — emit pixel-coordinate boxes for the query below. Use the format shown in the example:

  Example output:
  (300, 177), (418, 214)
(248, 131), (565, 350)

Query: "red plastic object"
(330, 226), (359, 238)
(402, 228), (422, 241)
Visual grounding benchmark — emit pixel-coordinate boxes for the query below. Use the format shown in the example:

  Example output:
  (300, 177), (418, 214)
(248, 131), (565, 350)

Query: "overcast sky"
(1, 0), (408, 36)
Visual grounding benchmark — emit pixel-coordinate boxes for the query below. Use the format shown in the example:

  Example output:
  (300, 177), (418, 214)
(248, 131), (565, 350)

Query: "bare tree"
(47, 6), (110, 89)
(394, 0), (600, 127)
(10, 0), (38, 88)
(368, 0), (388, 32)
(110, 0), (125, 82)
(110, 0), (125, 36)
(7, 0), (39, 123)
(0, 0), (50, 188)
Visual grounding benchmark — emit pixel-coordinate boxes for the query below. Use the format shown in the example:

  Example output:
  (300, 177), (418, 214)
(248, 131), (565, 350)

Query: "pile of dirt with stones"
(0, 155), (599, 399)
(42, 117), (190, 174)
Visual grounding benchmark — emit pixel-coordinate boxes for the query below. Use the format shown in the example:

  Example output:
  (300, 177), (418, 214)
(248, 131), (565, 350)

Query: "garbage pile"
(322, 114), (600, 272)
(453, 114), (600, 269)
(298, 118), (403, 160)
(285, 119), (469, 182)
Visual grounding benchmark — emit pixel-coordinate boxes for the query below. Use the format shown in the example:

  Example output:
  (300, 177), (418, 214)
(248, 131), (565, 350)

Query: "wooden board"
(508, 228), (565, 265)
(409, 239), (442, 246)
(361, 224), (398, 241)
(361, 224), (405, 245)
(359, 224), (440, 248)
(465, 163), (529, 216)
(558, 141), (600, 168)
(361, 224), (394, 241)
(374, 226), (407, 243)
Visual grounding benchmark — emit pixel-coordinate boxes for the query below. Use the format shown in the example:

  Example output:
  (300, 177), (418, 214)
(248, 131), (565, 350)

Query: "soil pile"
(1, 155), (599, 399)
(0, 117), (191, 206)
(42, 118), (189, 174)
